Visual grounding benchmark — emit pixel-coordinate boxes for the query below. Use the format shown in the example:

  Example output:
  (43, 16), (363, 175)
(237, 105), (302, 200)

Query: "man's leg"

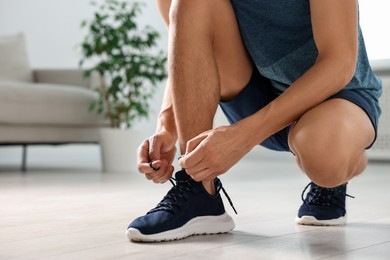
(127, 0), (252, 242)
(289, 98), (375, 225)
(168, 0), (252, 193)
(288, 98), (375, 187)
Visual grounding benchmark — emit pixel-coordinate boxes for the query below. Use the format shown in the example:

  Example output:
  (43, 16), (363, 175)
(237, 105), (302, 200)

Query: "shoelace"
(216, 178), (238, 214)
(301, 182), (355, 207)
(147, 177), (194, 214)
(148, 177), (238, 215)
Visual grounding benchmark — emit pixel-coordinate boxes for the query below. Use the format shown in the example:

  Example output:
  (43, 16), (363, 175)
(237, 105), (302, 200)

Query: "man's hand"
(137, 130), (177, 183)
(178, 125), (252, 182)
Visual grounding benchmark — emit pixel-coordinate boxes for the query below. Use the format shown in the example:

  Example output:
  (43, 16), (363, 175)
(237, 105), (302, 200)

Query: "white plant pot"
(99, 128), (143, 173)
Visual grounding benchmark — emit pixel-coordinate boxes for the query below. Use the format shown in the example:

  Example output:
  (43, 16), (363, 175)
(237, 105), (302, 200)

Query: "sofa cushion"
(0, 33), (33, 82)
(0, 80), (106, 126)
(0, 125), (100, 143)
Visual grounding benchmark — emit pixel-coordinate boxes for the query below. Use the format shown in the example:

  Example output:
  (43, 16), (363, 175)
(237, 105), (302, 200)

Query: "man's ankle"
(202, 179), (216, 195)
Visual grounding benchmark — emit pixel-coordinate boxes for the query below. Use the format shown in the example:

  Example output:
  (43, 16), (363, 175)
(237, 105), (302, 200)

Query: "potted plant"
(79, 0), (167, 172)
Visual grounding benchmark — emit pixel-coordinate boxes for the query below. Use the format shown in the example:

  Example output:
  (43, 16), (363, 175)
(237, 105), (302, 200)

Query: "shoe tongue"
(175, 170), (192, 181)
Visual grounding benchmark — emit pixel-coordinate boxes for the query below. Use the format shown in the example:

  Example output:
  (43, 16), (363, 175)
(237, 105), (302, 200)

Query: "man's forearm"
(155, 0), (175, 137)
(156, 79), (178, 140)
(157, 106), (177, 139)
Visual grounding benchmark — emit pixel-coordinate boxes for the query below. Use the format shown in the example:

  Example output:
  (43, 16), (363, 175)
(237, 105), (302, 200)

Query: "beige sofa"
(0, 33), (106, 170)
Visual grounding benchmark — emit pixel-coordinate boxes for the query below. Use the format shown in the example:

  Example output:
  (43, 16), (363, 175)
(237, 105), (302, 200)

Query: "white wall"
(0, 0), (168, 68)
(359, 0), (390, 60)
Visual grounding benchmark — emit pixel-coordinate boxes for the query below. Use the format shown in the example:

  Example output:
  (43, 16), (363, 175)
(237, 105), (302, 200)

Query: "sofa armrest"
(33, 69), (99, 88)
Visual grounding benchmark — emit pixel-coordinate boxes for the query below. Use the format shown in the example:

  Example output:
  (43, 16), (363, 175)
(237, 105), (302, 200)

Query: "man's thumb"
(148, 137), (161, 161)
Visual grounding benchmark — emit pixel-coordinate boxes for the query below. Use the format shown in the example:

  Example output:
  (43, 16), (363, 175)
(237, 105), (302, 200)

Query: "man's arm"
(136, 0), (177, 183)
(237, 0), (358, 149)
(156, 79), (177, 140)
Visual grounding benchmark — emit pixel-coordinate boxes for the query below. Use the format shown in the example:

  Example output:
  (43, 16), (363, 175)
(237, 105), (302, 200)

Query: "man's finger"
(179, 136), (208, 169)
(137, 140), (152, 174)
(149, 135), (162, 161)
(190, 168), (214, 182)
(185, 132), (208, 154)
(153, 165), (174, 183)
(137, 140), (150, 163)
(145, 161), (168, 181)
(149, 160), (162, 171)
(138, 162), (157, 175)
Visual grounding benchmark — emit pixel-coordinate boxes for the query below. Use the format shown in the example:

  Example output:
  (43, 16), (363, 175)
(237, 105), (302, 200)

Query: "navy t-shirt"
(230, 0), (382, 120)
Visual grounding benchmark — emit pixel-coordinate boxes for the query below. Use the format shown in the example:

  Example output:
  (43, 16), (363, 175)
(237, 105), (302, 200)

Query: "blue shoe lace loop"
(147, 177), (238, 215)
(216, 179), (238, 214)
(301, 182), (354, 207)
(147, 177), (194, 214)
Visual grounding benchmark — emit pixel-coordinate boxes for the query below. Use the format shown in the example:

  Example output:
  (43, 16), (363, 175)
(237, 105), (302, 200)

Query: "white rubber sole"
(295, 215), (347, 226)
(126, 212), (235, 242)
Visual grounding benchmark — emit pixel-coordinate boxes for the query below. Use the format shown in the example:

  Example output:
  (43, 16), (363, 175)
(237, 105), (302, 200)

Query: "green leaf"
(89, 101), (97, 112)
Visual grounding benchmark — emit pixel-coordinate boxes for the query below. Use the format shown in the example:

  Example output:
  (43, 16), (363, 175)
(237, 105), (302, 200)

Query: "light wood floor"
(0, 145), (389, 260)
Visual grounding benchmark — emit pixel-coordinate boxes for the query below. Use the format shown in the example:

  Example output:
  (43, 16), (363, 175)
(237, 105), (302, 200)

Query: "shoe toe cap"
(127, 211), (176, 235)
(298, 203), (346, 220)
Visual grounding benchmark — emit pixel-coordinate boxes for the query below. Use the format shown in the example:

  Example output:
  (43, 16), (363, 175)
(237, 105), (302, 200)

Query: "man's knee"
(290, 128), (357, 188)
(302, 159), (352, 188)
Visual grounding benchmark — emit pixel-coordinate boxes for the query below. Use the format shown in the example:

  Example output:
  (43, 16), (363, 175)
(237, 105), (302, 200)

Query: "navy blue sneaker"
(126, 170), (236, 242)
(296, 182), (354, 226)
